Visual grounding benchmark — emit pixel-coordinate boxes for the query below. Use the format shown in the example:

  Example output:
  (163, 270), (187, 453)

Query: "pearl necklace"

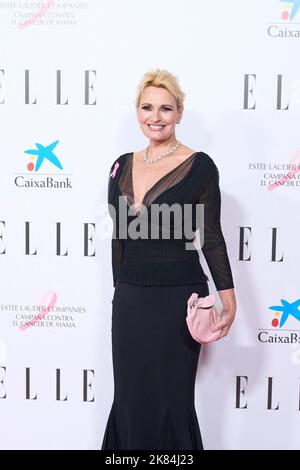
(143, 141), (182, 164)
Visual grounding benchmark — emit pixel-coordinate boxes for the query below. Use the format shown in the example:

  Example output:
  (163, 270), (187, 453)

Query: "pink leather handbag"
(186, 293), (222, 344)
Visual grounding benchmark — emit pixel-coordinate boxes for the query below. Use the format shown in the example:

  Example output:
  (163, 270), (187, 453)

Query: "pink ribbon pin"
(110, 162), (120, 178)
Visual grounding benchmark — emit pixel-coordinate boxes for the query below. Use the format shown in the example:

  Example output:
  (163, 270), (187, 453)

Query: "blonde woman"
(101, 69), (236, 450)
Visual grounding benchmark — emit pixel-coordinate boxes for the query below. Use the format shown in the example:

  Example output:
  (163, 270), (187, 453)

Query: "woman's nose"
(151, 109), (161, 120)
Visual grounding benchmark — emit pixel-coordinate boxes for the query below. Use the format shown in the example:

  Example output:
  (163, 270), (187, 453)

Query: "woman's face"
(136, 86), (182, 143)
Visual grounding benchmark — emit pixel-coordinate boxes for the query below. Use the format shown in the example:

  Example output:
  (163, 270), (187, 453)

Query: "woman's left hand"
(211, 288), (237, 340)
(211, 307), (236, 339)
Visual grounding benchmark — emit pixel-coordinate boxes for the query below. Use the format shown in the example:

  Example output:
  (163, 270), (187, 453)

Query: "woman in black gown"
(101, 69), (237, 450)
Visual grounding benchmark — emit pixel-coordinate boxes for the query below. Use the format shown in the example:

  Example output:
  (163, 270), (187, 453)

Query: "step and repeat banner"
(0, 0), (299, 450)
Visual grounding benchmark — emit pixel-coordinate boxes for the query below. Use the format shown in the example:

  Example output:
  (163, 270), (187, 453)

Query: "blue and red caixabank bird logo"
(25, 140), (63, 172)
(14, 139), (71, 189)
(269, 298), (300, 328)
(279, 0), (300, 20)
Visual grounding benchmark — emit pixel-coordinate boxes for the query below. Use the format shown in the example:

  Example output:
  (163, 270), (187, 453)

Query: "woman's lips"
(147, 124), (166, 131)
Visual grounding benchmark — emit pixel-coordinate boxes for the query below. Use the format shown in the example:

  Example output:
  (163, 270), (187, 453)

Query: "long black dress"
(101, 151), (234, 450)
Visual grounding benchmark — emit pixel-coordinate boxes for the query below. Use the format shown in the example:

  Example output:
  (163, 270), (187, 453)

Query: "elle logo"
(0, 368), (95, 402)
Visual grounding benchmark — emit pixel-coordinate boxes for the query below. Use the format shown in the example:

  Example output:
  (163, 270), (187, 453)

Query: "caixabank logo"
(14, 139), (72, 189)
(267, 0), (300, 38)
(279, 0), (300, 20)
(258, 297), (300, 343)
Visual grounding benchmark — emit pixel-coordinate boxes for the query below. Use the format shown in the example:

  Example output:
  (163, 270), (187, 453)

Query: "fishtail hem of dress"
(101, 404), (203, 451)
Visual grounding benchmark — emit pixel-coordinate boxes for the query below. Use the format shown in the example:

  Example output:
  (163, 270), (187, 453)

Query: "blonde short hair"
(135, 69), (185, 112)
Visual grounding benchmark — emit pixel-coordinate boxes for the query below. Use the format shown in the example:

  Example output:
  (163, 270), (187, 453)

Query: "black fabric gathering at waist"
(118, 238), (209, 286)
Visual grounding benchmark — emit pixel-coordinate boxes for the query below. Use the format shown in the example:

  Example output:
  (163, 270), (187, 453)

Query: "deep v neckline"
(130, 151), (199, 208)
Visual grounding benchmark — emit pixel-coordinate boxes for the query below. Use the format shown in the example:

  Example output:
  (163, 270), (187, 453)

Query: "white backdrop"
(0, 0), (299, 450)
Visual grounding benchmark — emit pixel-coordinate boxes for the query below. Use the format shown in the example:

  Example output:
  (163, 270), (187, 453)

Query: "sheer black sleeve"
(107, 158), (124, 288)
(197, 158), (234, 291)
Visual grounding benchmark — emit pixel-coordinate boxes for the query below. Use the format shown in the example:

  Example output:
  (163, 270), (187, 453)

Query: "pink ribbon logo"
(17, 0), (55, 30)
(110, 162), (120, 179)
(267, 148), (300, 191)
(19, 290), (57, 331)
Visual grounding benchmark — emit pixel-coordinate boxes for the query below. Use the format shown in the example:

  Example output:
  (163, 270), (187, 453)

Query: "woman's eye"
(142, 106), (172, 111)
